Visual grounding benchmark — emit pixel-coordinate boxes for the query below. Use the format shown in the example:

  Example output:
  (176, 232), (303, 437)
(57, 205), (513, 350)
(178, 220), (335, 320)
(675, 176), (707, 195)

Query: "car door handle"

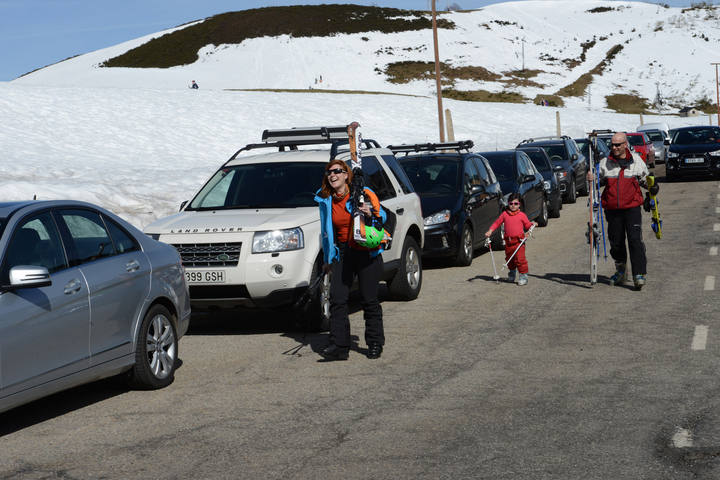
(64, 279), (82, 295)
(126, 260), (140, 272)
(395, 208), (404, 215)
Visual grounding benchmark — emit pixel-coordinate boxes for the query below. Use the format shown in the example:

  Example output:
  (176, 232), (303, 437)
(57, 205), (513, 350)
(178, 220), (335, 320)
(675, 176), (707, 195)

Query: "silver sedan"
(0, 200), (190, 413)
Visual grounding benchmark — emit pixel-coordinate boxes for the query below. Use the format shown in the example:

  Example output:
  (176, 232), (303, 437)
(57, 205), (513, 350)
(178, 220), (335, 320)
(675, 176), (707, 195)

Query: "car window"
(358, 155), (396, 201)
(57, 209), (116, 265)
(517, 153), (532, 176)
(188, 162), (327, 210)
(462, 157), (482, 195)
(481, 153), (515, 182)
(524, 150), (550, 174)
(103, 215), (140, 254)
(478, 157), (498, 183)
(1, 211), (67, 281)
(399, 156), (460, 195)
(566, 140), (578, 157)
(381, 154), (414, 194)
(644, 131), (664, 142)
(471, 157), (490, 185)
(627, 135), (644, 147)
(674, 127), (720, 145)
(541, 145), (568, 162)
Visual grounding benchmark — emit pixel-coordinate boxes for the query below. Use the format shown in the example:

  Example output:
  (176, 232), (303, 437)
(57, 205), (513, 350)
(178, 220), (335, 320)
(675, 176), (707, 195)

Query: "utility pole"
(432, 0), (445, 142)
(713, 63), (720, 127)
(521, 37), (525, 71)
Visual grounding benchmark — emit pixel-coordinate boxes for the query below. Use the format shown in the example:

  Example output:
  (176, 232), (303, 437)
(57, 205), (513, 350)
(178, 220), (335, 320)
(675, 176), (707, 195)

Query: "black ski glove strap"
(643, 193), (651, 212)
(649, 183), (659, 196)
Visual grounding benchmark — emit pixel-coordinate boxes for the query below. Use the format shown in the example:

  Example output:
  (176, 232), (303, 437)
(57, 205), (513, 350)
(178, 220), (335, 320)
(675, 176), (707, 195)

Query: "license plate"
(685, 157), (704, 164)
(185, 270), (226, 284)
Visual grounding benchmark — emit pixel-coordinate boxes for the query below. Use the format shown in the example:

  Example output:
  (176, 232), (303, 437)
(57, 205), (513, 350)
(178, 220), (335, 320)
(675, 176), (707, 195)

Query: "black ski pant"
(329, 246), (384, 349)
(605, 206), (647, 276)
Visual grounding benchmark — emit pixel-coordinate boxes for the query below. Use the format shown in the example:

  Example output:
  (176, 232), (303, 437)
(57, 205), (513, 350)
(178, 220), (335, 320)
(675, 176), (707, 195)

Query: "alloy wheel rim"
(146, 314), (176, 379)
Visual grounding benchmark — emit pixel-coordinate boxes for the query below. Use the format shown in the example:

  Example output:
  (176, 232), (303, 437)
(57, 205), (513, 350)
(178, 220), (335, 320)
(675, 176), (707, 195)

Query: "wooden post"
(432, 0), (445, 142)
(445, 108), (455, 141)
(556, 111), (561, 136)
(639, 114), (644, 126)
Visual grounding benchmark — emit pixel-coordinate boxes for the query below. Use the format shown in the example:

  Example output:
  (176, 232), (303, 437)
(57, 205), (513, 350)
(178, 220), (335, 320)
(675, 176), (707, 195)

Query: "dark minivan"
(516, 146), (562, 218)
(392, 141), (503, 266)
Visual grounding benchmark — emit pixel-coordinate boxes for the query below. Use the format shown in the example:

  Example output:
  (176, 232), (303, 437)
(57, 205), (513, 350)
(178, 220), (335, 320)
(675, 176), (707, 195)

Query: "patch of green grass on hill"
(605, 94), (651, 114)
(226, 88), (426, 97)
(101, 5), (455, 69)
(442, 89), (527, 103)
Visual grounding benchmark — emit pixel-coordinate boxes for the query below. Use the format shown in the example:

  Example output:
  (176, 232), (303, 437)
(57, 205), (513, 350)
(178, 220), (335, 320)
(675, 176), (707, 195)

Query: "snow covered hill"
(11, 1), (720, 111)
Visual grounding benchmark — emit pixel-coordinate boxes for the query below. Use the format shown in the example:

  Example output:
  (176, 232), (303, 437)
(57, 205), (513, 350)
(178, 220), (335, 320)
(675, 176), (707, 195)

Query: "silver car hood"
(145, 207), (319, 233)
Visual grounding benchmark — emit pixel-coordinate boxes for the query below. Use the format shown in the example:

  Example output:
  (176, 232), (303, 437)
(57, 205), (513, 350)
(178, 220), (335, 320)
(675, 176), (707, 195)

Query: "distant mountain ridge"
(14, 1), (720, 114)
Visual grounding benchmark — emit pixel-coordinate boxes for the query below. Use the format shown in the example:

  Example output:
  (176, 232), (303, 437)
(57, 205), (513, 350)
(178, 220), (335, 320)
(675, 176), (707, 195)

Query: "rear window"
(627, 135), (645, 147)
(644, 131), (664, 142)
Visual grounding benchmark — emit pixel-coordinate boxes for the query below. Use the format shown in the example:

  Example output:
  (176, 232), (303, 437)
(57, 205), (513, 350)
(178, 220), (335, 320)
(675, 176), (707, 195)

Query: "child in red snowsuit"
(485, 193), (537, 285)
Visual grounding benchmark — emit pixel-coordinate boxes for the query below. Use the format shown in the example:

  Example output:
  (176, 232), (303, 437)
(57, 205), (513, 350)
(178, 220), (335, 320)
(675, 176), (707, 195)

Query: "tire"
(491, 224), (505, 251)
(577, 174), (589, 196)
(536, 199), (549, 227)
(128, 304), (178, 390)
(299, 262), (331, 332)
(564, 177), (577, 204)
(388, 236), (422, 300)
(454, 224), (473, 267)
(549, 194), (561, 218)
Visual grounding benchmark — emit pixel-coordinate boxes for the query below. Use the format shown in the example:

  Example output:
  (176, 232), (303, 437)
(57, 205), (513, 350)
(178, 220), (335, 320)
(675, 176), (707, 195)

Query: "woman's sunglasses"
(326, 168), (346, 176)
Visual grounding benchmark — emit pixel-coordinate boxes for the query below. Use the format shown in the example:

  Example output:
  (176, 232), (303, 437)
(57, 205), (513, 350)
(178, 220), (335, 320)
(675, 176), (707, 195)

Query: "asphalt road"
(2, 166), (720, 479)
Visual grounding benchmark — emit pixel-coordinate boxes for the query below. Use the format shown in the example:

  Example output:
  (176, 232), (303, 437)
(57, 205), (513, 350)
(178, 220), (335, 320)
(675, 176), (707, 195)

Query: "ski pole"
(484, 237), (500, 283)
(595, 163), (608, 260)
(503, 225), (535, 269)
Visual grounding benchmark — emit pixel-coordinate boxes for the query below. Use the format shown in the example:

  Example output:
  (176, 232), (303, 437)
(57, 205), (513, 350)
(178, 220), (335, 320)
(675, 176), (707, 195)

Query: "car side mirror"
(571, 153), (578, 161)
(8, 265), (51, 289)
(663, 139), (670, 146)
(179, 200), (188, 211)
(553, 165), (564, 171)
(470, 184), (485, 195)
(521, 174), (536, 183)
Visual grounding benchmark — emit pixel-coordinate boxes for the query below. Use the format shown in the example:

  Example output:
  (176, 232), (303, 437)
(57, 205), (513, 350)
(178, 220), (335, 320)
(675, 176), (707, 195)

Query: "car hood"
(670, 143), (720, 154)
(145, 207), (319, 233)
(419, 194), (460, 218)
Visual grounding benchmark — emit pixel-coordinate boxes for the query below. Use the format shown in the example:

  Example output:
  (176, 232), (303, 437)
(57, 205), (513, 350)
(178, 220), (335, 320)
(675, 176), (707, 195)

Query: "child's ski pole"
(484, 237), (500, 283)
(503, 225), (535, 269)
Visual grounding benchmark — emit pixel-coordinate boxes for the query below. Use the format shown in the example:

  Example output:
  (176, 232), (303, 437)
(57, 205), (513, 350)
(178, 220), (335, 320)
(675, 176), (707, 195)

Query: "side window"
(57, 209), (115, 265)
(359, 155), (395, 201)
(516, 154), (530, 176)
(103, 215), (140, 254)
(463, 158), (481, 195)
(567, 140), (579, 157)
(471, 157), (490, 186)
(381, 155), (414, 194)
(1, 211), (67, 281)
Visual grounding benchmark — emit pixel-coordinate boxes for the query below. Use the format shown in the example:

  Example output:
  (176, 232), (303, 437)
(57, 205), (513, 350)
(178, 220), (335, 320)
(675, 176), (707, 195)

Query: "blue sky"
(0, 0), (702, 81)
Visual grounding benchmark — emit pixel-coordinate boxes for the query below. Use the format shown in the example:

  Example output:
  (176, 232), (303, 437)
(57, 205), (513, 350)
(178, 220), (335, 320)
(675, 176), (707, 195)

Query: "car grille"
(189, 285), (250, 299)
(172, 242), (242, 267)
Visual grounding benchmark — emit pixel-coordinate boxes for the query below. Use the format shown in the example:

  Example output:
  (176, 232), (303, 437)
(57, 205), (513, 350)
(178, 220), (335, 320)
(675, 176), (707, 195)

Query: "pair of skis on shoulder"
(587, 134), (607, 286)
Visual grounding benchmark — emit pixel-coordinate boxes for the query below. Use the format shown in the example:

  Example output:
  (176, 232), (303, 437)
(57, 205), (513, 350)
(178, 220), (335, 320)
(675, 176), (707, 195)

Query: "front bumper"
(422, 222), (460, 257)
(666, 154), (720, 177)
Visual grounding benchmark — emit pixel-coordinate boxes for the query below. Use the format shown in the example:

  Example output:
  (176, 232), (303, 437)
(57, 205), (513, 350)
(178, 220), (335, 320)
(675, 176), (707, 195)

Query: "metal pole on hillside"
(713, 63), (720, 126)
(432, 0), (445, 142)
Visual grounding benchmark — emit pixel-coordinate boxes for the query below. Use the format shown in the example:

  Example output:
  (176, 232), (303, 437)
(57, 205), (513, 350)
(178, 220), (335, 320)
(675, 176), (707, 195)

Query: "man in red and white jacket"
(588, 132), (657, 290)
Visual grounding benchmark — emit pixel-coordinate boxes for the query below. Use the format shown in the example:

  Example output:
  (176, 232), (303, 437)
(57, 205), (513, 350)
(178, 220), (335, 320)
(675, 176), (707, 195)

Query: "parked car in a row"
(0, 200), (191, 414)
(665, 125), (720, 181)
(144, 126), (425, 332)
(389, 141), (503, 266)
(516, 146), (563, 218)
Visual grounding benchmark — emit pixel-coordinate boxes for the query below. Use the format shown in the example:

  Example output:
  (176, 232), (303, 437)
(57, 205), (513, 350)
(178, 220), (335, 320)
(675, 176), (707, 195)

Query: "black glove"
(649, 183), (659, 196)
(643, 193), (651, 212)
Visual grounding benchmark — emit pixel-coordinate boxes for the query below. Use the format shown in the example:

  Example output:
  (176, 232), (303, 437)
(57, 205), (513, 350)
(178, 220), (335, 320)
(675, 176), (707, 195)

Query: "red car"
(626, 132), (655, 168)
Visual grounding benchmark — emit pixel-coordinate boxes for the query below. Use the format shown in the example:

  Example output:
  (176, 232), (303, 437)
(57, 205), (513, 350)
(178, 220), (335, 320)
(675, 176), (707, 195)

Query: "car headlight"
(543, 181), (551, 192)
(555, 171), (568, 179)
(424, 209), (451, 226)
(252, 228), (304, 253)
(667, 151), (679, 159)
(709, 150), (720, 158)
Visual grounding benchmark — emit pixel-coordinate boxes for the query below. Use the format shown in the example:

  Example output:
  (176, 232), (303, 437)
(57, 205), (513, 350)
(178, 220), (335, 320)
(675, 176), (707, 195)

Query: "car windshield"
(481, 153), (515, 182)
(673, 127), (720, 145)
(523, 151), (551, 174)
(627, 135), (645, 147)
(644, 131), (664, 142)
(398, 157), (460, 195)
(539, 145), (567, 164)
(187, 162), (327, 210)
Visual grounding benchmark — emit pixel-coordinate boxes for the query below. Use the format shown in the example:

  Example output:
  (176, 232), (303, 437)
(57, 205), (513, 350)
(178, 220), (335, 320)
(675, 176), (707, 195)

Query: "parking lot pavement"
(2, 171), (720, 479)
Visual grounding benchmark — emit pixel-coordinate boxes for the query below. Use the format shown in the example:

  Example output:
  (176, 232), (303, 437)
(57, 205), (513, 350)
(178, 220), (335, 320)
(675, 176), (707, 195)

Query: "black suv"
(666, 126), (720, 181)
(516, 146), (562, 218)
(517, 136), (589, 203)
(392, 141), (503, 266)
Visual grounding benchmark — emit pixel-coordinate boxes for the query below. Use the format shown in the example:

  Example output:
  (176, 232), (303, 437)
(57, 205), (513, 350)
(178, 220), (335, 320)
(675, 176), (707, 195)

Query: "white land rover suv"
(145, 126), (424, 330)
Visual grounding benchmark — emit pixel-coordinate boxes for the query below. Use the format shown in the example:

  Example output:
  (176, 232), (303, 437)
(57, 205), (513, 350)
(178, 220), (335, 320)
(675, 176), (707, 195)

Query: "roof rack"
(223, 125), (379, 163)
(386, 140), (474, 154)
(517, 135), (570, 145)
(589, 129), (614, 136)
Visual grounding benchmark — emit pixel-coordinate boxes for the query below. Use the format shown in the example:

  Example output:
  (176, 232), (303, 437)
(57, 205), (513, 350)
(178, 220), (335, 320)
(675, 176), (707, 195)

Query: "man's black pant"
(605, 206), (647, 275)
(329, 246), (384, 348)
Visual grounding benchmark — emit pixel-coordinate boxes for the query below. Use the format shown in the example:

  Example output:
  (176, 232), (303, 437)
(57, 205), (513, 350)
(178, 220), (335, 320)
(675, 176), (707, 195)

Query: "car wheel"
(388, 236), (422, 300)
(536, 199), (549, 227)
(454, 223), (473, 267)
(565, 177), (577, 204)
(491, 224), (504, 251)
(299, 261), (331, 332)
(549, 194), (561, 218)
(577, 174), (589, 196)
(127, 304), (178, 390)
